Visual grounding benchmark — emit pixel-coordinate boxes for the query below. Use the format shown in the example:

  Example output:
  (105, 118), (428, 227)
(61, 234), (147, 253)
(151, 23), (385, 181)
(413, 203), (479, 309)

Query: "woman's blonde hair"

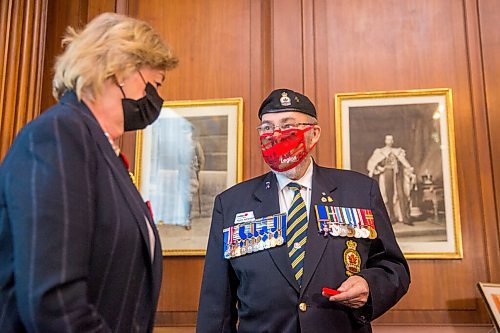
(53, 12), (178, 101)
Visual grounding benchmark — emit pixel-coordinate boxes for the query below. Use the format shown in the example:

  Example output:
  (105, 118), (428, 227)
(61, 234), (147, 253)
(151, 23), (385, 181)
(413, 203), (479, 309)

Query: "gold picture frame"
(135, 98), (243, 256)
(477, 282), (500, 331)
(335, 89), (462, 259)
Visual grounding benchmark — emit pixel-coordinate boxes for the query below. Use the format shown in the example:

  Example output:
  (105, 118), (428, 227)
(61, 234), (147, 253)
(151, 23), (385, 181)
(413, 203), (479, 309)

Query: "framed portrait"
(335, 89), (462, 259)
(477, 282), (500, 331)
(135, 98), (243, 256)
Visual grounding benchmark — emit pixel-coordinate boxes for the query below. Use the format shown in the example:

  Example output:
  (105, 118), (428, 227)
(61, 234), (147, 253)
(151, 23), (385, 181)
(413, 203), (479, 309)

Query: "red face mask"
(260, 126), (316, 172)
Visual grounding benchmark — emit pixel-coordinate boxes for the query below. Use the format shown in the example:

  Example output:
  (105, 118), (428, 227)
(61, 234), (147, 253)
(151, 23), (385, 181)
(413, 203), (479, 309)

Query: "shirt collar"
(274, 157), (314, 192)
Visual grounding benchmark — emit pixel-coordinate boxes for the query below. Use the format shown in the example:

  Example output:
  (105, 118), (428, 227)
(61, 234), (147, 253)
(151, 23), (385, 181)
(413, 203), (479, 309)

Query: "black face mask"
(119, 73), (164, 132)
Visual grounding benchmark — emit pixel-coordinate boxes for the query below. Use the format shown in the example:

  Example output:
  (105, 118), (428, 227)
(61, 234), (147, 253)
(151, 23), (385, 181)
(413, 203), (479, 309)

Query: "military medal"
(355, 208), (370, 239)
(315, 205), (327, 235)
(277, 232), (284, 246)
(329, 207), (341, 237)
(320, 221), (330, 236)
(330, 222), (341, 237)
(314, 204), (379, 242)
(346, 226), (355, 238)
(362, 209), (377, 239)
(264, 236), (271, 249)
(270, 235), (277, 247)
(222, 212), (288, 259)
(339, 225), (348, 237)
(351, 208), (362, 239)
(344, 208), (356, 238)
(361, 226), (370, 239)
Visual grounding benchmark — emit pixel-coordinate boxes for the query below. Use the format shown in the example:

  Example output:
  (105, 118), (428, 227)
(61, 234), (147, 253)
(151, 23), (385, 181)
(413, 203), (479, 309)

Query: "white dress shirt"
(274, 158), (314, 216)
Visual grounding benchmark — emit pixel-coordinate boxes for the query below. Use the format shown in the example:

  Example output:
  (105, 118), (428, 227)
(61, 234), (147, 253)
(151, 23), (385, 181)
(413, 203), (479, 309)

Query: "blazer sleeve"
(356, 178), (411, 321)
(196, 195), (238, 333)
(4, 114), (111, 332)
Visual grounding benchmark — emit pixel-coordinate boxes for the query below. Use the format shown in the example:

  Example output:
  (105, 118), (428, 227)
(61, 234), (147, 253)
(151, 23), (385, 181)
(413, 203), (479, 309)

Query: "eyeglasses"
(256, 122), (316, 135)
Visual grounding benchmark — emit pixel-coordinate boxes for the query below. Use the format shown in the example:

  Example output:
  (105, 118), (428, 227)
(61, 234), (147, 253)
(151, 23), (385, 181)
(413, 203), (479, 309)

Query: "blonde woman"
(0, 13), (177, 332)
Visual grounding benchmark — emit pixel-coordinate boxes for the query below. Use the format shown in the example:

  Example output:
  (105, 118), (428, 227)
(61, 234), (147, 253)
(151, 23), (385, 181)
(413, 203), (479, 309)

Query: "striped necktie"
(286, 182), (308, 287)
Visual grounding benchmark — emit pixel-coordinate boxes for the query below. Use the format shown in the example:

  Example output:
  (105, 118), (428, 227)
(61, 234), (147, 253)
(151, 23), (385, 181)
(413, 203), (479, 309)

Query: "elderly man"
(197, 89), (410, 332)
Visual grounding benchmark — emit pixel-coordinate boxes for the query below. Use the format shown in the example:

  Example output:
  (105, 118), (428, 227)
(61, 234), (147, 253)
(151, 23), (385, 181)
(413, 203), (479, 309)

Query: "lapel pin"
(265, 181), (271, 189)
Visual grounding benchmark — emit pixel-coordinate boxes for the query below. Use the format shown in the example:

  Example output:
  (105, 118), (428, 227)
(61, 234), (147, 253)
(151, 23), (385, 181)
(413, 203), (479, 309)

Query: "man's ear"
(311, 125), (321, 146)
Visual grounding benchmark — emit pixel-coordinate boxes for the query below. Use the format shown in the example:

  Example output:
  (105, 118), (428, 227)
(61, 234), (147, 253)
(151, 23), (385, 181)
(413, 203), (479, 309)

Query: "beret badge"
(280, 92), (291, 106)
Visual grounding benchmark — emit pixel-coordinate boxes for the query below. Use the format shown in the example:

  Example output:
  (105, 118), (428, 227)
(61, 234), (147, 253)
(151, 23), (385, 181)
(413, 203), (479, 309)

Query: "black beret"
(258, 89), (317, 119)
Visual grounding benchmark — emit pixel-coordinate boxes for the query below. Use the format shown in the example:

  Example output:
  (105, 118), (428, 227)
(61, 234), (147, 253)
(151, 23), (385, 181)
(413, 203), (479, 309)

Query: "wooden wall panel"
(479, 0), (500, 282)
(40, 0), (87, 112)
(270, 0), (304, 91)
(40, 0), (119, 112)
(130, 0), (252, 102)
(0, 0), (47, 160)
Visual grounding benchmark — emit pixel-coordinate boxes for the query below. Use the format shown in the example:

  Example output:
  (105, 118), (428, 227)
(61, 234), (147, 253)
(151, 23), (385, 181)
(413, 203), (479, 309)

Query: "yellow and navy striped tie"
(286, 182), (308, 287)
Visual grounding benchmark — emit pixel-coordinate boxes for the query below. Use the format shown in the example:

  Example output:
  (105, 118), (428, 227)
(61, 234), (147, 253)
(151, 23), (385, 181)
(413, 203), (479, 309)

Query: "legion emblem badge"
(343, 240), (361, 276)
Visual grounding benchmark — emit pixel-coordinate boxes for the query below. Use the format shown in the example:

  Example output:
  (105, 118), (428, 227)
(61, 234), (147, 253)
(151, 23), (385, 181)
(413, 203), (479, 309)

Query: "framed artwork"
(135, 98), (243, 256)
(477, 282), (500, 331)
(335, 89), (462, 259)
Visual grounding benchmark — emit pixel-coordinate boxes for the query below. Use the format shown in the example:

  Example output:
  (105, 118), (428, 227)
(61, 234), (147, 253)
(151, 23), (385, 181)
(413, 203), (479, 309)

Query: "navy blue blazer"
(0, 92), (162, 332)
(197, 164), (410, 333)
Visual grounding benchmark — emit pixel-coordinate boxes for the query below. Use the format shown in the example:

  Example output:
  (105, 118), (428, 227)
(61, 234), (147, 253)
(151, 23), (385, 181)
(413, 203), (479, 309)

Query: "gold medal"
(339, 225), (348, 237)
(346, 226), (355, 238)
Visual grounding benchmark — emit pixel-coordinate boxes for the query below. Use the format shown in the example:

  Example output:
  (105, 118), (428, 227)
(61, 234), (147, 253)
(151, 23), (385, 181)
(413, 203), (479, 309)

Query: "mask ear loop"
(113, 75), (127, 98)
(137, 70), (147, 85)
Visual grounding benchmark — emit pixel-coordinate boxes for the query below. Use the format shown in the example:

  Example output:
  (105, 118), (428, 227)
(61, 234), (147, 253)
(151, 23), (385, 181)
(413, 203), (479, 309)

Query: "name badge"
(234, 211), (255, 224)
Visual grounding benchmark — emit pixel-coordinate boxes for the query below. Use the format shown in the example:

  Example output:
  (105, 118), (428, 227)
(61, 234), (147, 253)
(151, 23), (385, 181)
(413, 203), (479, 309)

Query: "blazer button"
(299, 302), (307, 312)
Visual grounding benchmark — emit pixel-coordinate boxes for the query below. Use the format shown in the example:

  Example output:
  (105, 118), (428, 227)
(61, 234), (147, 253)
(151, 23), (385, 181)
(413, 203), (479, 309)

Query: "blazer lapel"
(253, 172), (300, 293)
(301, 163), (338, 296)
(69, 100), (155, 261)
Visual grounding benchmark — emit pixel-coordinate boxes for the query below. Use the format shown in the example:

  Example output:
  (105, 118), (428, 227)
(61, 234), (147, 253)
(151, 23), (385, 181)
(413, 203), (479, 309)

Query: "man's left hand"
(322, 275), (369, 308)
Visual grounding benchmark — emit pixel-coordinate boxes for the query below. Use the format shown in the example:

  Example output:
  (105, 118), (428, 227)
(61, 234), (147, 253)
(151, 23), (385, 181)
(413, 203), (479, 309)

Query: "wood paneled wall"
(5, 0), (499, 328)
(0, 0), (47, 159)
